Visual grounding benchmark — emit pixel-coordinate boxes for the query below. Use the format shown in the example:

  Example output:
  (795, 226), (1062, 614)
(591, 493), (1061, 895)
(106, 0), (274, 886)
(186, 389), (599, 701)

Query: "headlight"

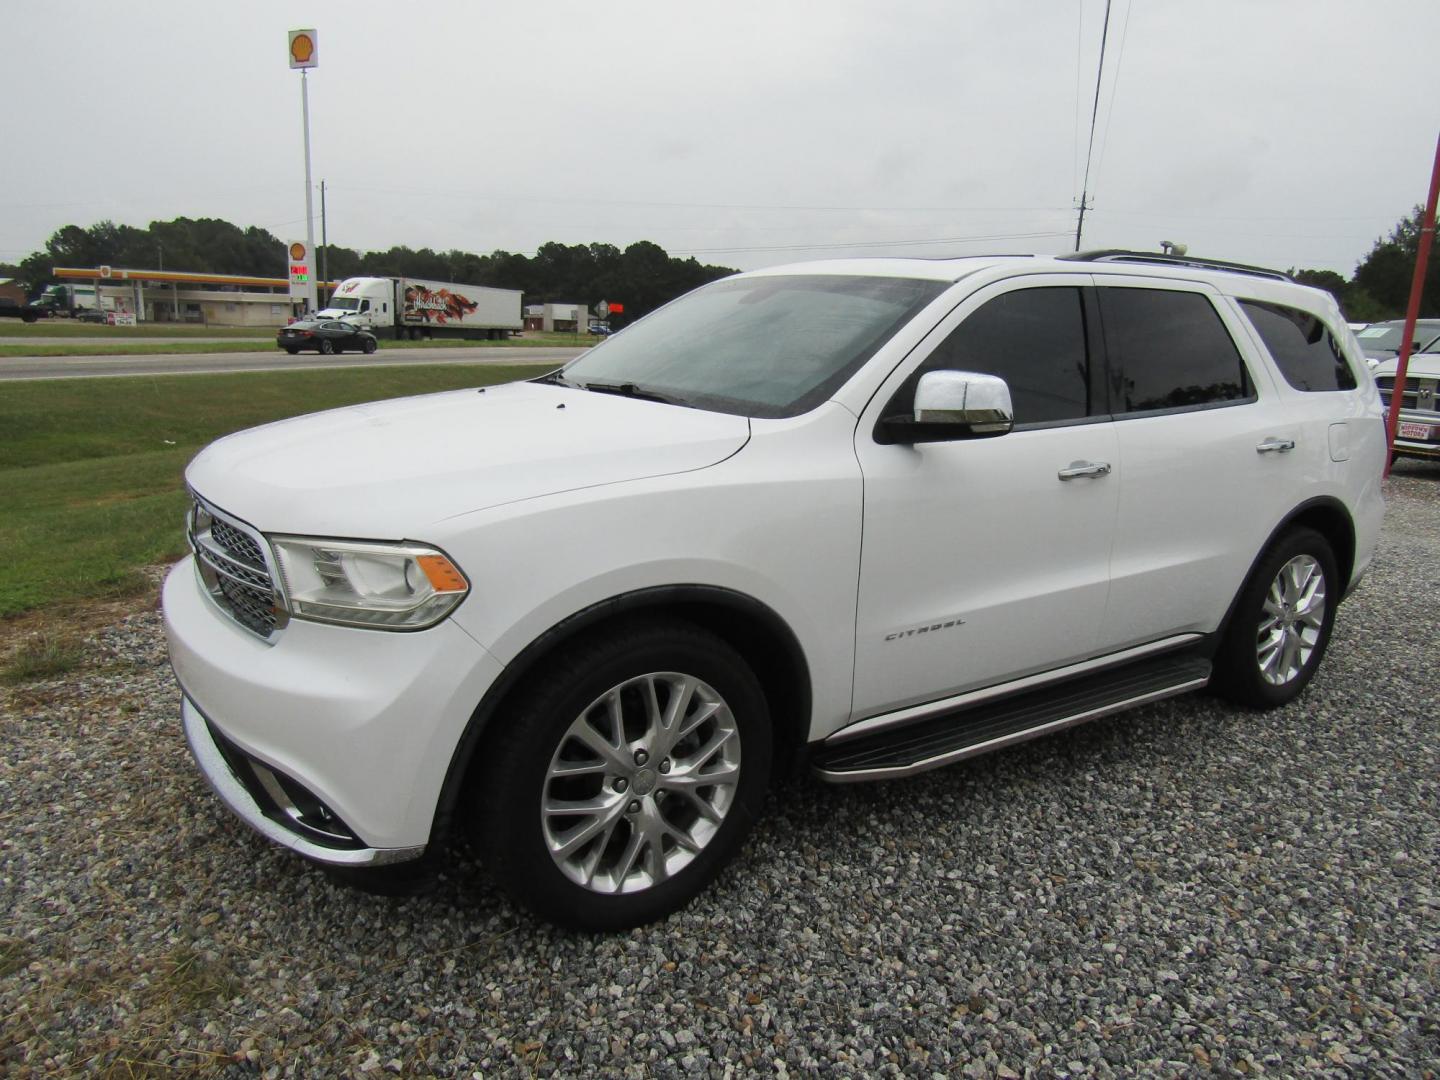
(269, 537), (468, 630)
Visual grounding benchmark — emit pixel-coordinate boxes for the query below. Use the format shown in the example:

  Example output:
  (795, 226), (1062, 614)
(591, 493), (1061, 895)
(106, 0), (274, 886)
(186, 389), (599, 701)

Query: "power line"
(335, 183), (1067, 217)
(671, 230), (1072, 256)
(1091, 0), (1133, 196)
(1074, 0), (1114, 251)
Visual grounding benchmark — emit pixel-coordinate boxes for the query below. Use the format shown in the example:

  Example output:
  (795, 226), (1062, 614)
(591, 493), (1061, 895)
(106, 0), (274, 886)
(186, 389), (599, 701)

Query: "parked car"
(1354, 318), (1440, 364)
(73, 308), (107, 323)
(588, 321), (612, 335)
(277, 319), (378, 355)
(1374, 351), (1440, 461)
(165, 251), (1385, 930)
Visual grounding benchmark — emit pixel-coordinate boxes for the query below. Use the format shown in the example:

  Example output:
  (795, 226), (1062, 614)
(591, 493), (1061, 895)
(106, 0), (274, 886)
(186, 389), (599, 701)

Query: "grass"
(1, 631), (87, 684)
(0, 331), (593, 357)
(0, 363), (551, 618)
(0, 321), (271, 338)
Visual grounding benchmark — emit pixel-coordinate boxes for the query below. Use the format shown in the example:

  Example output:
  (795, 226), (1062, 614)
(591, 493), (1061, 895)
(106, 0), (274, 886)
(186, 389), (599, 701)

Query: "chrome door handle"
(1058, 460), (1112, 480)
(1256, 438), (1296, 454)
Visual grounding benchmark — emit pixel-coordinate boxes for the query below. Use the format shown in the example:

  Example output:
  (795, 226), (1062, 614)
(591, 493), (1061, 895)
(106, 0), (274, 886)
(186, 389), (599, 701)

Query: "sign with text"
(288, 240), (317, 311)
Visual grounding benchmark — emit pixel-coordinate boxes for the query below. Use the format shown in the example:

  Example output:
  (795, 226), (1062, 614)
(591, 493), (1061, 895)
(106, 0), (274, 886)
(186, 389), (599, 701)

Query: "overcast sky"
(3, 0), (1437, 277)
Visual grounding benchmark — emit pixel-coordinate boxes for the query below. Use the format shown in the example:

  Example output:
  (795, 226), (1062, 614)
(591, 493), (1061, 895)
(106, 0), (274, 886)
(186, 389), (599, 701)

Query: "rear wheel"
(473, 620), (772, 930)
(283, 347), (299, 355)
(1213, 527), (1338, 708)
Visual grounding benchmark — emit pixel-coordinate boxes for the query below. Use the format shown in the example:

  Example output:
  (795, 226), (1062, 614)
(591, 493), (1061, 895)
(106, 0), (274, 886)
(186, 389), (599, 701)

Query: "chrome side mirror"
(879, 370), (1014, 444)
(914, 370), (1013, 433)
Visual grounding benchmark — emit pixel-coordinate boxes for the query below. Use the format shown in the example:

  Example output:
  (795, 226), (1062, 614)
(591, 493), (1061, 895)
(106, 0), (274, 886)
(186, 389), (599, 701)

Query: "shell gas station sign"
(288, 30), (318, 70)
(288, 240), (316, 311)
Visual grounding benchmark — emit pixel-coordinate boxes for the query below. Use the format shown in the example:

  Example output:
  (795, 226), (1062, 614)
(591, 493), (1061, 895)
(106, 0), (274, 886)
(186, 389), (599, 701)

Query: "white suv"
(163, 252), (1386, 929)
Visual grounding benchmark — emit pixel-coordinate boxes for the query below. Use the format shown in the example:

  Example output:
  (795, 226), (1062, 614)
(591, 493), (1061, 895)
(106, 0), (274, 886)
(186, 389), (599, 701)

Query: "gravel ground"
(2, 465), (1438, 1077)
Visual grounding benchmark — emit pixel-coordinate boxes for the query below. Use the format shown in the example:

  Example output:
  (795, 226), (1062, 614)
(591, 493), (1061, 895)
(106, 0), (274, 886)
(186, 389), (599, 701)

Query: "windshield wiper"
(579, 380), (683, 405)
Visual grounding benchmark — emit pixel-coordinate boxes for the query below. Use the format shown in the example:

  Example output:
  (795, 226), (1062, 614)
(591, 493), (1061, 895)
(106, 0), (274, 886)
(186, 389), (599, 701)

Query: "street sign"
(595, 301), (609, 319)
(289, 29), (318, 69)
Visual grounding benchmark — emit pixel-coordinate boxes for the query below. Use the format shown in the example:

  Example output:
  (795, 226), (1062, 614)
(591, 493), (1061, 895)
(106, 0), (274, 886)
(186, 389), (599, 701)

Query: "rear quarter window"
(1239, 300), (1357, 392)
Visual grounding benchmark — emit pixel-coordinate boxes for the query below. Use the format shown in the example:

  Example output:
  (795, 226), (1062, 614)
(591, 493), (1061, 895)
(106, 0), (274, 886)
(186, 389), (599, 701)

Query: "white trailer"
(317, 276), (522, 340)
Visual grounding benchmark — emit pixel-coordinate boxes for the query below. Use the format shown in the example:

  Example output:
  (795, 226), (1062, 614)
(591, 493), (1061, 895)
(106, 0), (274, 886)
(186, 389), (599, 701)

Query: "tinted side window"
(1239, 300), (1357, 392)
(893, 287), (1092, 425)
(1099, 288), (1251, 414)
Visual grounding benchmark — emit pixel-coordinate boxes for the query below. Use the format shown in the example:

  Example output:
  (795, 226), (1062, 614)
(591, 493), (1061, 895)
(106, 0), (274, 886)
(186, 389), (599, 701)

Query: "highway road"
(0, 346), (585, 381)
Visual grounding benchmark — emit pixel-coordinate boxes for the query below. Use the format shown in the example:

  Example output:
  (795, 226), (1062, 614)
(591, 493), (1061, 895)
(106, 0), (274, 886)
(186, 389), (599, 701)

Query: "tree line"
(3, 208), (1436, 322)
(0, 217), (738, 321)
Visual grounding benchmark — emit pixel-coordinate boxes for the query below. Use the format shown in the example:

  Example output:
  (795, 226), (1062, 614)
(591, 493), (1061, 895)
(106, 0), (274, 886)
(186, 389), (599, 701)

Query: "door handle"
(1256, 438), (1296, 454)
(1058, 460), (1112, 481)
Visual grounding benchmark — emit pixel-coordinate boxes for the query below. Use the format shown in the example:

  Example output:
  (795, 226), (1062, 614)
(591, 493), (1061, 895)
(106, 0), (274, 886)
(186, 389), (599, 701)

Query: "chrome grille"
(189, 495), (286, 639)
(1377, 377), (1437, 414)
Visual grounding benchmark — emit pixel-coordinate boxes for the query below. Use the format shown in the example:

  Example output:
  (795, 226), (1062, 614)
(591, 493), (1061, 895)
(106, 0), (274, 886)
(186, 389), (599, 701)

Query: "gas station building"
(52, 266), (334, 327)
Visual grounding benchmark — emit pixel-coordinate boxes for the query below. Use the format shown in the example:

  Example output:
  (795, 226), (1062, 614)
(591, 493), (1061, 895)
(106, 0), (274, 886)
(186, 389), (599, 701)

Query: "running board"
(812, 655), (1212, 783)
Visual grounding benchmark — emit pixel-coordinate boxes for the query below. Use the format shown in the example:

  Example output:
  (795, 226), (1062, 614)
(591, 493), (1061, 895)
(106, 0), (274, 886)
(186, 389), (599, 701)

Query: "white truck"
(316, 276), (522, 341)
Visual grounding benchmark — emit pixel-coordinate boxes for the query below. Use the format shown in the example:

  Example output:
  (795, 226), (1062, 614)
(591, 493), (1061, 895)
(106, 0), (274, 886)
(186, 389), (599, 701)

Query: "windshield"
(1356, 322), (1440, 353)
(558, 274), (947, 417)
(328, 297), (361, 311)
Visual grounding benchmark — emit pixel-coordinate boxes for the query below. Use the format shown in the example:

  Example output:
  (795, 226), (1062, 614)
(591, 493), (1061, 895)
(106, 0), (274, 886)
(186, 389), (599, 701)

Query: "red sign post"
(1385, 131), (1440, 477)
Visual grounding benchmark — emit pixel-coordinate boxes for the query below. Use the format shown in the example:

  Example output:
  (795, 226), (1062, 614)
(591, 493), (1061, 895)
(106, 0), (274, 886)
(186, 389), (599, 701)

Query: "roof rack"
(1059, 250), (1292, 282)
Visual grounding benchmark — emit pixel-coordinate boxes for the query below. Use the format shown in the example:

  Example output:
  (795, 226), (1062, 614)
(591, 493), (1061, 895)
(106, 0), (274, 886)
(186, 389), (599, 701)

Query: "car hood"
(186, 380), (751, 537)
(1373, 353), (1440, 380)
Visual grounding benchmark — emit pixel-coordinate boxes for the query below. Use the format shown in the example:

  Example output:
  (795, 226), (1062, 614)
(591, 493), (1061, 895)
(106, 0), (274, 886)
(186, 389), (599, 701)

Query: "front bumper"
(1391, 413), (1440, 459)
(164, 557), (505, 862)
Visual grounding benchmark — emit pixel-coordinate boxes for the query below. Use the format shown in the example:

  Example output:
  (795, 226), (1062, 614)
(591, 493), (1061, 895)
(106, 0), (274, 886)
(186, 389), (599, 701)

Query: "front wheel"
(362, 338), (377, 354)
(473, 620), (772, 930)
(1212, 527), (1339, 708)
(319, 339), (335, 355)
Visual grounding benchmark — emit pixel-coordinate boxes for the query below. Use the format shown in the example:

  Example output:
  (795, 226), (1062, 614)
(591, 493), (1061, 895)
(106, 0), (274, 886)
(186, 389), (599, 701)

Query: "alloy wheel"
(541, 671), (741, 894)
(1256, 553), (1326, 686)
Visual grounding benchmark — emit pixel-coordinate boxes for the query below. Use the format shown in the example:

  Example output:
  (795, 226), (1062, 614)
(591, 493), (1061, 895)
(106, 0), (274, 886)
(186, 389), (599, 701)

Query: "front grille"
(1377, 377), (1437, 414)
(189, 496), (285, 639)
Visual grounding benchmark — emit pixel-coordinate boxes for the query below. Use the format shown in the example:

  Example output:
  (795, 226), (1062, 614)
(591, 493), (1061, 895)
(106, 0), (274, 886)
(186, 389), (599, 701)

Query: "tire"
(362, 338), (377, 354)
(319, 339), (335, 355)
(283, 347), (299, 355)
(472, 619), (772, 931)
(1212, 527), (1339, 709)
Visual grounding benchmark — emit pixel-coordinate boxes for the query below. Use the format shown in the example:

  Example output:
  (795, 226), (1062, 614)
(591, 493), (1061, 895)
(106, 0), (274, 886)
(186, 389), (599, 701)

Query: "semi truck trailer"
(315, 276), (522, 340)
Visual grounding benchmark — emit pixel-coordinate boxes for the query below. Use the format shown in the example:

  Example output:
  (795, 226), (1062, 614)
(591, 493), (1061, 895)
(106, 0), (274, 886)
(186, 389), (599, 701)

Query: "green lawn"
(0, 322), (271, 339)
(0, 331), (593, 357)
(0, 363), (552, 618)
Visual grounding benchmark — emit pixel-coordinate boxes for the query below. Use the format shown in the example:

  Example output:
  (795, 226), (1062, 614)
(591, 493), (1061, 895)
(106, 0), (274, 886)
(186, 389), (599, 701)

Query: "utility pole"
(1075, 0), (1113, 251)
(320, 179), (328, 307)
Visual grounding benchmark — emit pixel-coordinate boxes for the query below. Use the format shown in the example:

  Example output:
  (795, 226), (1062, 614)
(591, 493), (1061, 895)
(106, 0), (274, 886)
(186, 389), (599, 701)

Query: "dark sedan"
(277, 320), (378, 355)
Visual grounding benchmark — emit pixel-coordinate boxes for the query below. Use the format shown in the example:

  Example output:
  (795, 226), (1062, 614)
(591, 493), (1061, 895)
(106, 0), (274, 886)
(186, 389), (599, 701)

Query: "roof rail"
(1059, 250), (1292, 282)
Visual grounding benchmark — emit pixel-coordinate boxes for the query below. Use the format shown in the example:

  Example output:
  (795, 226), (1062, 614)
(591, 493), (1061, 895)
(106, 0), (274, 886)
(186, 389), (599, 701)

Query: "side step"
(812, 654), (1211, 783)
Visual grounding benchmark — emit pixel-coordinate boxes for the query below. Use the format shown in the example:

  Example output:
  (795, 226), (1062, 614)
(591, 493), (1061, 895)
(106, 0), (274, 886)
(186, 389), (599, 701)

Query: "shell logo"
(289, 243), (307, 261)
(291, 34), (314, 64)
(288, 29), (318, 69)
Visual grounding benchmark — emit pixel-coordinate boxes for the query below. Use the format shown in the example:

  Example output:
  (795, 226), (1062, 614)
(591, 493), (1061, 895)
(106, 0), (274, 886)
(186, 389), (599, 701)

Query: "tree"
(8, 216), (737, 316)
(1351, 205), (1440, 319)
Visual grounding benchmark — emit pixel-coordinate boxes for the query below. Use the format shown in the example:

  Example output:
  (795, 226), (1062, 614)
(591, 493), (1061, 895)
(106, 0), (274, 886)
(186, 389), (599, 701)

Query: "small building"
(523, 302), (590, 333)
(52, 267), (335, 327)
(0, 279), (26, 305)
